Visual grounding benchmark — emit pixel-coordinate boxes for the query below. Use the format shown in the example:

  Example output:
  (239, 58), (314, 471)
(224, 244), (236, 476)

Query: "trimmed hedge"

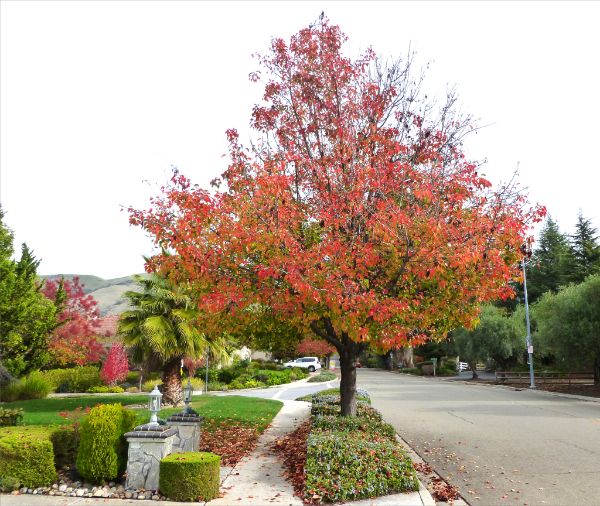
(307, 370), (337, 383)
(305, 431), (419, 502)
(0, 426), (58, 488)
(87, 385), (125, 393)
(76, 404), (137, 483)
(160, 452), (221, 501)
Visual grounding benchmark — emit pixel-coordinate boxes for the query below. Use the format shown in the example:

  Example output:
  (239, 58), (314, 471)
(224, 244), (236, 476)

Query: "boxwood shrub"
(305, 431), (418, 502)
(0, 426), (58, 488)
(160, 451), (220, 501)
(76, 404), (137, 483)
(0, 407), (24, 426)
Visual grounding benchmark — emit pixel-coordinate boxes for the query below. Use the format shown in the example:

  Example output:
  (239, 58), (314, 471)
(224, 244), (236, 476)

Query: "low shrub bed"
(305, 431), (418, 502)
(278, 388), (418, 503)
(200, 362), (308, 391)
(160, 451), (220, 501)
(0, 407), (24, 426)
(307, 370), (337, 383)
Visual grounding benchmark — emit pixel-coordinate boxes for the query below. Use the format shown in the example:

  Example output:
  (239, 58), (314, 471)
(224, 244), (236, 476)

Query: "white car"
(284, 357), (322, 372)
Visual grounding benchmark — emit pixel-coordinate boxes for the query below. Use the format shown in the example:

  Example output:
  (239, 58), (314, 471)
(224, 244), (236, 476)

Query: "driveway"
(357, 369), (600, 506)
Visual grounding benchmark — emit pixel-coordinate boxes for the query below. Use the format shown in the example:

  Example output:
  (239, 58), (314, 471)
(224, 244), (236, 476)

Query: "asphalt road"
(356, 369), (600, 506)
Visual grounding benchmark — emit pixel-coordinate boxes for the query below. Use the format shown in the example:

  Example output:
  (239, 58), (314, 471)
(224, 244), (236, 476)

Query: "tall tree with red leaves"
(43, 276), (104, 366)
(130, 17), (545, 415)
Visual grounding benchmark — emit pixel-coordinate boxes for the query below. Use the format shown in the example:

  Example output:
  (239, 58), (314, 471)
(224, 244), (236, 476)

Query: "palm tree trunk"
(162, 357), (183, 406)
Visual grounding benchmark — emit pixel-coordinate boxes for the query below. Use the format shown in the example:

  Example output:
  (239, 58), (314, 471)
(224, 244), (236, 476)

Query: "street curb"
(394, 434), (465, 506)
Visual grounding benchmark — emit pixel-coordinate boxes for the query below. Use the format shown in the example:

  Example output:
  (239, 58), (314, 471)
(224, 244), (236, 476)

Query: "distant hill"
(40, 274), (148, 316)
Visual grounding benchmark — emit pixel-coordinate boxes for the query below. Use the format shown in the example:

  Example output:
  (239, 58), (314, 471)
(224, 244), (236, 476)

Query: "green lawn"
(1, 394), (282, 428)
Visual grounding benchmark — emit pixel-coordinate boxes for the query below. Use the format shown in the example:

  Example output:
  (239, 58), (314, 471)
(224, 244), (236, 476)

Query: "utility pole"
(521, 252), (535, 389)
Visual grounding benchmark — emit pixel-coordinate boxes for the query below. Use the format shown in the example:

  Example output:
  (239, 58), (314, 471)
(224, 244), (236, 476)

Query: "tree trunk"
(162, 357), (183, 406)
(339, 346), (360, 416)
(383, 350), (394, 371)
(469, 361), (479, 379)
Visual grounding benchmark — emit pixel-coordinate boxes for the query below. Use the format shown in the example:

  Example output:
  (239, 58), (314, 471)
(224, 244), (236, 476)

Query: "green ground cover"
(1, 394), (282, 428)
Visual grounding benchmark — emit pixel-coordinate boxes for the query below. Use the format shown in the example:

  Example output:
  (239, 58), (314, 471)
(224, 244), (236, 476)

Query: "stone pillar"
(124, 424), (177, 491)
(166, 413), (204, 453)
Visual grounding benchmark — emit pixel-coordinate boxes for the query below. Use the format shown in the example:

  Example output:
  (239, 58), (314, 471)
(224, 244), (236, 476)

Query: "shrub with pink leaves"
(100, 344), (129, 386)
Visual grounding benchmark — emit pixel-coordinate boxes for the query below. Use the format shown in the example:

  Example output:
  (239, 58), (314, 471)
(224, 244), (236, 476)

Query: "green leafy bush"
(0, 426), (58, 487)
(160, 451), (221, 501)
(142, 379), (162, 392)
(0, 373), (51, 401)
(86, 385), (125, 393)
(289, 367), (309, 380)
(307, 370), (337, 383)
(305, 431), (418, 502)
(207, 381), (228, 391)
(0, 475), (21, 492)
(76, 404), (137, 483)
(0, 407), (24, 426)
(229, 374), (265, 390)
(126, 386), (139, 393)
(40, 366), (102, 393)
(311, 415), (397, 440)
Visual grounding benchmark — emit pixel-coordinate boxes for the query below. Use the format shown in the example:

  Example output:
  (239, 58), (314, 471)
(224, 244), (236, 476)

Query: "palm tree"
(118, 274), (226, 405)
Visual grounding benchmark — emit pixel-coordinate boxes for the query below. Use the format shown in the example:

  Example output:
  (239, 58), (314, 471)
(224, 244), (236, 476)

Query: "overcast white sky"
(1, 1), (599, 279)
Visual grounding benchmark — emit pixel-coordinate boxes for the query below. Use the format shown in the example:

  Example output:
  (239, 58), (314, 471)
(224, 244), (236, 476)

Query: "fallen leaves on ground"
(413, 462), (433, 474)
(198, 423), (259, 466)
(271, 420), (312, 503)
(432, 476), (461, 503)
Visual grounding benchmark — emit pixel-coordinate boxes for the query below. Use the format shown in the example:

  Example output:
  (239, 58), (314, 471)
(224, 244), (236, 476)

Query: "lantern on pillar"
(183, 378), (193, 414)
(148, 385), (162, 425)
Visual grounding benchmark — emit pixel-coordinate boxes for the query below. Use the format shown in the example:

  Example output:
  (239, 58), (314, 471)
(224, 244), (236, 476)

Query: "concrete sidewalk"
(206, 400), (309, 505)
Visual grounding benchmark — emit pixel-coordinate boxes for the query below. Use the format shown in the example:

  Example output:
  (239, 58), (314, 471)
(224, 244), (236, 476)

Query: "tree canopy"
(130, 18), (544, 415)
(0, 208), (60, 376)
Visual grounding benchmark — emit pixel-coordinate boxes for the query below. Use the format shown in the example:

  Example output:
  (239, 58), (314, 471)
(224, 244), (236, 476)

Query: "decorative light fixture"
(148, 385), (163, 425)
(183, 378), (193, 414)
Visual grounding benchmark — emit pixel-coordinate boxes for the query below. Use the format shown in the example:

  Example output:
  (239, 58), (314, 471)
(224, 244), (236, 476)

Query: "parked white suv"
(283, 357), (322, 372)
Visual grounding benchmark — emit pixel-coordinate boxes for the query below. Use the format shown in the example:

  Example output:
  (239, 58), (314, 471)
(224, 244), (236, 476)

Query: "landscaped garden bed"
(275, 389), (419, 503)
(0, 394), (282, 498)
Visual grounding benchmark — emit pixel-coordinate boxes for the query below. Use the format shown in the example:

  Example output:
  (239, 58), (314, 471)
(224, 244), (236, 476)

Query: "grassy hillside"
(40, 273), (147, 315)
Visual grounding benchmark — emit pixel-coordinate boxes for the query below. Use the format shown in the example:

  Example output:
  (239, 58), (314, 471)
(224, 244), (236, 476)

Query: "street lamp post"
(522, 254), (535, 389)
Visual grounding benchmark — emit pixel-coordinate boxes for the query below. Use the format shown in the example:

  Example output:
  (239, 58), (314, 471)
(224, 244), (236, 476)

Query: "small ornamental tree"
(297, 338), (335, 367)
(100, 343), (129, 386)
(130, 18), (545, 415)
(42, 277), (104, 366)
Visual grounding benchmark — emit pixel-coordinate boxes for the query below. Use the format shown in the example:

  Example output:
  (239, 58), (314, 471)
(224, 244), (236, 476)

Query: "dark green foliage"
(50, 426), (79, 468)
(534, 274), (600, 383)
(570, 212), (600, 282)
(526, 217), (578, 303)
(76, 404), (137, 483)
(452, 304), (525, 373)
(0, 407), (23, 426)
(312, 414), (397, 440)
(159, 451), (221, 501)
(0, 208), (61, 376)
(397, 367), (422, 375)
(40, 367), (102, 393)
(305, 431), (418, 502)
(307, 370), (337, 383)
(0, 426), (58, 487)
